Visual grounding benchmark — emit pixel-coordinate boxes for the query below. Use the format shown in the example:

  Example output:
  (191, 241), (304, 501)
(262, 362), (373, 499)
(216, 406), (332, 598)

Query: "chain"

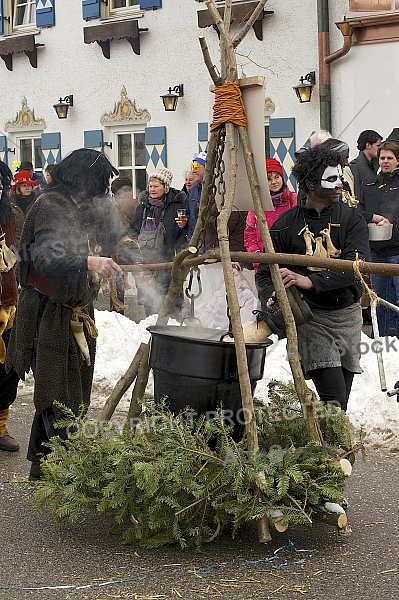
(195, 126), (226, 250)
(213, 126), (226, 208)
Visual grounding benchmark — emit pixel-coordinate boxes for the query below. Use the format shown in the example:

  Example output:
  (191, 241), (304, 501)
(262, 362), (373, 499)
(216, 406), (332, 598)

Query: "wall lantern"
(53, 95), (74, 119)
(161, 84), (184, 112)
(293, 72), (316, 103)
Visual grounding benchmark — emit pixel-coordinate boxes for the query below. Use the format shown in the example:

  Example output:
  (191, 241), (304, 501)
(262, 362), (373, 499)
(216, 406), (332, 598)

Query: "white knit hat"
(148, 167), (173, 193)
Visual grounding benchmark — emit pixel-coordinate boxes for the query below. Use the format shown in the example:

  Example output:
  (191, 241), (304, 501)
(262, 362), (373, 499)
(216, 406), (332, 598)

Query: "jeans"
(369, 251), (399, 337)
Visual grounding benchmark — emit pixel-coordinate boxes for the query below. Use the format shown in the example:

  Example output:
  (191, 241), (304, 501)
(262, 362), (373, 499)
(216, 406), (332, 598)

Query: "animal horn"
(320, 224), (341, 258)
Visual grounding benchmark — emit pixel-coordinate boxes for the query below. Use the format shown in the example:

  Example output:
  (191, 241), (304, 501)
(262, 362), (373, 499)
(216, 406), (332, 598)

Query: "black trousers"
(308, 366), (354, 412)
(27, 406), (70, 464)
(0, 328), (19, 411)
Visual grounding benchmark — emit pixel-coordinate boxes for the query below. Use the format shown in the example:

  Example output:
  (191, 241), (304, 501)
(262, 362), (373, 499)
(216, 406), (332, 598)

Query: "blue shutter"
(0, 0), (4, 35)
(145, 126), (167, 180)
(36, 0), (55, 28)
(140, 0), (162, 10)
(84, 130), (104, 148)
(41, 132), (61, 168)
(82, 0), (100, 21)
(0, 135), (7, 163)
(198, 122), (208, 154)
(269, 117), (296, 191)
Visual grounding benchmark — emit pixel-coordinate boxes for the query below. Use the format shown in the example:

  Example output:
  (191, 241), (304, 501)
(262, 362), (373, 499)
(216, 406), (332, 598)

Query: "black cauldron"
(147, 325), (272, 440)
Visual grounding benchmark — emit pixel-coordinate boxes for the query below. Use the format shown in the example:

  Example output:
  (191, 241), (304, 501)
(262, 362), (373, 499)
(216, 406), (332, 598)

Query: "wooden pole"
(98, 343), (144, 422)
(237, 123), (322, 445)
(127, 343), (150, 429)
(217, 122), (260, 453)
(121, 252), (399, 277)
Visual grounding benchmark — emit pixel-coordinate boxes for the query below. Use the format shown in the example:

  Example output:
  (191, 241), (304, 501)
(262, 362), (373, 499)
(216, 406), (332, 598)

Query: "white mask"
(320, 165), (343, 189)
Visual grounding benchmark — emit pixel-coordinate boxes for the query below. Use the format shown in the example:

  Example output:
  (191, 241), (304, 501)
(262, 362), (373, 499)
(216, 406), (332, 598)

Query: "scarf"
(145, 196), (166, 231)
(15, 192), (36, 214)
(271, 184), (290, 207)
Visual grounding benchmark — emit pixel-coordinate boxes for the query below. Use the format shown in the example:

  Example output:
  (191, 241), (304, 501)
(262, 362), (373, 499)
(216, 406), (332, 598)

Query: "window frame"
(349, 0), (398, 11)
(16, 134), (42, 177)
(9, 0), (36, 32)
(113, 128), (146, 199)
(105, 0), (142, 20)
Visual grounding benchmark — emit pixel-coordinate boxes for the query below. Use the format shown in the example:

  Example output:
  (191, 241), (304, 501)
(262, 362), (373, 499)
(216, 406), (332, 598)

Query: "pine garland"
(29, 384), (364, 550)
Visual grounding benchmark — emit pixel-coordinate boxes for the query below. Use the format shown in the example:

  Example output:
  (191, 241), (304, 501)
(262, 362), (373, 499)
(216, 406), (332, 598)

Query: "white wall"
(329, 0), (398, 159)
(0, 0), (396, 178)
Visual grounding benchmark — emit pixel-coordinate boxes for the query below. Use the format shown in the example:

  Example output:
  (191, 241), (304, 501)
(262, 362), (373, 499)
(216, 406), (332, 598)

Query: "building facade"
(0, 0), (397, 193)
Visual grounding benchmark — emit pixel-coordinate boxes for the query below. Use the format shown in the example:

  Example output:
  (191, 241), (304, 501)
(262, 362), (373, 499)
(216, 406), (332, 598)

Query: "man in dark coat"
(186, 152), (206, 243)
(359, 140), (399, 336)
(5, 149), (136, 480)
(349, 129), (382, 201)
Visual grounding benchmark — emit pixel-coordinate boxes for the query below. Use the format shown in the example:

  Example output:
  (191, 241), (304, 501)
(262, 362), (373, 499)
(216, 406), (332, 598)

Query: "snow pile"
(18, 309), (399, 451)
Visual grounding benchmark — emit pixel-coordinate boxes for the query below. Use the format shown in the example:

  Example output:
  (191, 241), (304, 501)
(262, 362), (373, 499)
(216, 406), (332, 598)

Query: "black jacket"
(256, 201), (369, 311)
(128, 187), (187, 262)
(349, 151), (379, 201)
(358, 168), (399, 257)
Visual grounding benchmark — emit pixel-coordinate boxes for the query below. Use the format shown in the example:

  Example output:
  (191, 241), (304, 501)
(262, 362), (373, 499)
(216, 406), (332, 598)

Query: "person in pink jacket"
(244, 157), (297, 272)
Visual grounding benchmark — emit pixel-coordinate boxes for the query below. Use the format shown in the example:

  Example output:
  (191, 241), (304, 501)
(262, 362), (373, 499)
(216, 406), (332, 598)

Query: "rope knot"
(210, 80), (248, 131)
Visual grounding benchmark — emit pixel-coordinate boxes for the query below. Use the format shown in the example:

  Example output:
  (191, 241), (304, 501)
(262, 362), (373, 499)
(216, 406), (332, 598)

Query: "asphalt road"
(1, 394), (399, 600)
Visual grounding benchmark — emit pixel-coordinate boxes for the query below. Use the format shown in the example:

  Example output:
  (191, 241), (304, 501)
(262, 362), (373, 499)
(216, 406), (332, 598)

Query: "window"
(115, 132), (146, 198)
(112, 0), (139, 8)
(109, 0), (140, 17)
(18, 136), (42, 176)
(349, 0), (398, 10)
(11, 0), (36, 29)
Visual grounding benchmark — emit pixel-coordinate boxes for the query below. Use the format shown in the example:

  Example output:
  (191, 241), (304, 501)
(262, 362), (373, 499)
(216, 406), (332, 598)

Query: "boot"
(28, 463), (42, 481)
(0, 408), (20, 452)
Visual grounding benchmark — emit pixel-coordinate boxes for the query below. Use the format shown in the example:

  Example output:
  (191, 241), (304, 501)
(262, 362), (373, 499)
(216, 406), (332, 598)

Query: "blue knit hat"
(193, 151), (207, 166)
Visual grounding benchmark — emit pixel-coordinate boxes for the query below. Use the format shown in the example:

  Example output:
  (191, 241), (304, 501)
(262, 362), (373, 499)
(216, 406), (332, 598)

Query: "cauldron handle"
(181, 316), (201, 326)
(219, 331), (234, 343)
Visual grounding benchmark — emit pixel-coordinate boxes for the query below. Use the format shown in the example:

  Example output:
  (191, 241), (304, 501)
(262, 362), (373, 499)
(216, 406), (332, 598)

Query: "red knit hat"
(266, 158), (284, 179)
(12, 169), (37, 189)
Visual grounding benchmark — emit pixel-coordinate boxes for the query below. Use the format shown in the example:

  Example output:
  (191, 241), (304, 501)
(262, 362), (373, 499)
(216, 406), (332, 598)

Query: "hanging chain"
(213, 125), (226, 209)
(195, 125), (226, 250)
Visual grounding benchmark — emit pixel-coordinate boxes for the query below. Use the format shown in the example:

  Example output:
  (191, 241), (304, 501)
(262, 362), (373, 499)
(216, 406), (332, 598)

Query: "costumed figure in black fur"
(6, 149), (141, 480)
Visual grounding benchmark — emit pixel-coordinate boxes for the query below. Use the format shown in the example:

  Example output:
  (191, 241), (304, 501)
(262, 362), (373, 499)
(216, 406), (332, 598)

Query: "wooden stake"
(98, 343), (146, 422)
(268, 511), (289, 534)
(312, 502), (348, 530)
(127, 343), (150, 428)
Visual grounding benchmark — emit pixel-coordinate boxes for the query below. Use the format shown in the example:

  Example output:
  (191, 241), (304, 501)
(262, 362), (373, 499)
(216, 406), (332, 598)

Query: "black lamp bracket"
(300, 72), (316, 86)
(167, 84), (184, 97)
(58, 95), (74, 106)
(102, 141), (112, 149)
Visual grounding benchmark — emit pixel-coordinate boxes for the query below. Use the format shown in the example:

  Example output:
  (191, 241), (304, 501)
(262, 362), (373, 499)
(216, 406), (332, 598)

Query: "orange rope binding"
(210, 80), (248, 131)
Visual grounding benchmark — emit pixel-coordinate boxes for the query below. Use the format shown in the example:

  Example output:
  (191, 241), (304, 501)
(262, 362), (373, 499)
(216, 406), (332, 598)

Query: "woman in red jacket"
(244, 158), (297, 272)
